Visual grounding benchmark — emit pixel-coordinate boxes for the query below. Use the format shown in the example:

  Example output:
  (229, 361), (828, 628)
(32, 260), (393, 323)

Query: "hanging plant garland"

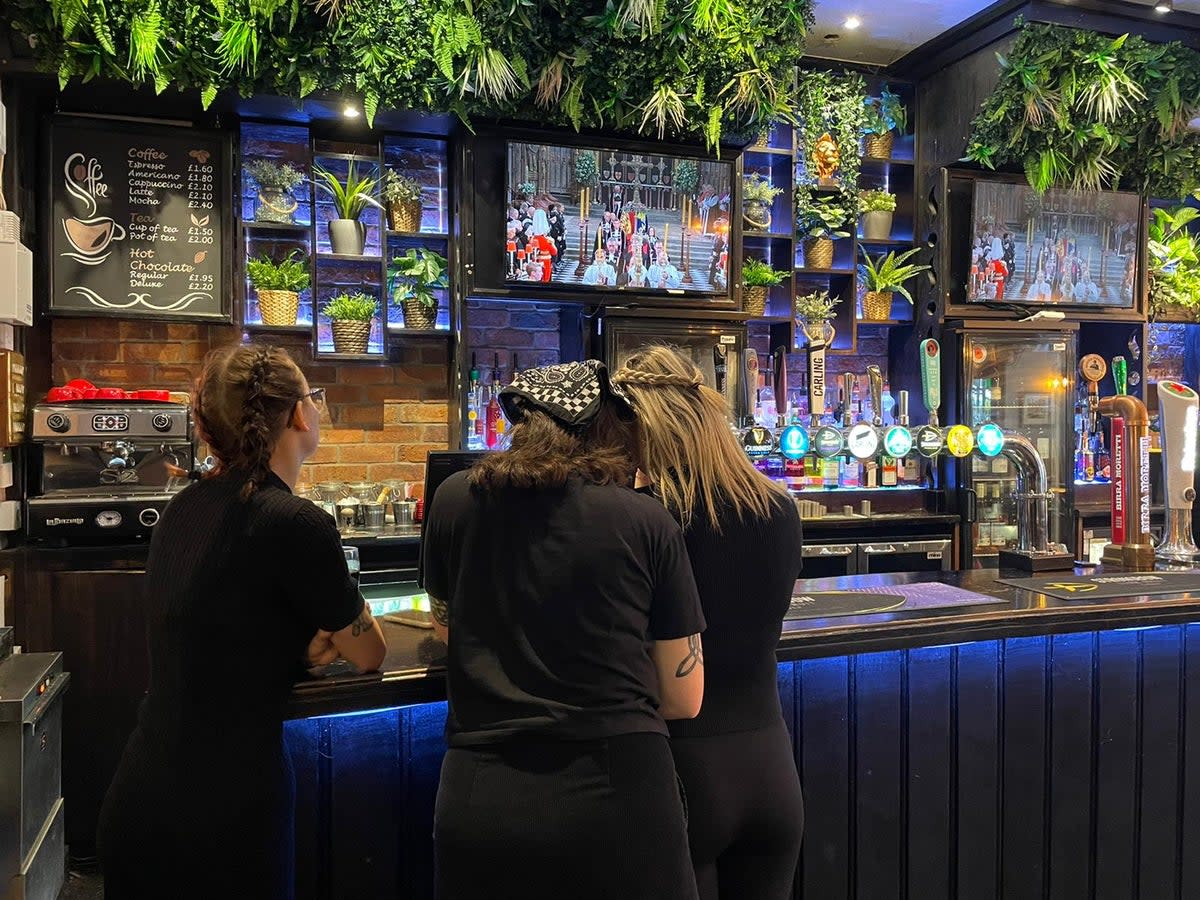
(965, 21), (1200, 198)
(5, 0), (815, 150)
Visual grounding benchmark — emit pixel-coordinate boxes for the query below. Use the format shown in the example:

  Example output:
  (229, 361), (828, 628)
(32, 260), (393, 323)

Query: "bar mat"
(995, 570), (1200, 601)
(785, 582), (1005, 621)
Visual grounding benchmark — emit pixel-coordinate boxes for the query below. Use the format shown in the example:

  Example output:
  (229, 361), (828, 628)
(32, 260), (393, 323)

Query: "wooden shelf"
(743, 231), (795, 240)
(387, 326), (453, 338)
(745, 315), (794, 324)
(795, 267), (855, 276)
(861, 157), (915, 167)
(743, 147), (794, 157)
(244, 221), (311, 233)
(313, 350), (388, 361)
(244, 322), (312, 334)
(856, 237), (914, 246)
(387, 230), (450, 240)
(316, 253), (384, 262)
(312, 151), (378, 163)
(856, 318), (914, 327)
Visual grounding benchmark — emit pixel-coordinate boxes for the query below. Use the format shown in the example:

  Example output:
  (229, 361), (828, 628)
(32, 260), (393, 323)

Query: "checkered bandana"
(500, 360), (631, 428)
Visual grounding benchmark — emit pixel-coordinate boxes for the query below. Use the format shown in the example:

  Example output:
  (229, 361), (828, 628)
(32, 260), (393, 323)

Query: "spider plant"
(312, 162), (382, 221)
(858, 247), (931, 302)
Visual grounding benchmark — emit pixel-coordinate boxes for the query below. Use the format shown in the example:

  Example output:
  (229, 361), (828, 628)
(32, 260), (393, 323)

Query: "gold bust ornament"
(813, 132), (840, 184)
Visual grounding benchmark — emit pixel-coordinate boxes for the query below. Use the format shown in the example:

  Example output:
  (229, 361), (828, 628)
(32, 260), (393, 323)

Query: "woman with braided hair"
(612, 346), (805, 900)
(98, 343), (385, 899)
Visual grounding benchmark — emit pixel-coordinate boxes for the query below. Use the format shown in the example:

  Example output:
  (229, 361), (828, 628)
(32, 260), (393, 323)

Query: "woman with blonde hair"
(613, 346), (804, 900)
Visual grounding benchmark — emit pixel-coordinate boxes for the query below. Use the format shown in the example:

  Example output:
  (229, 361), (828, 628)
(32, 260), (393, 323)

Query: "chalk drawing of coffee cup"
(62, 216), (125, 265)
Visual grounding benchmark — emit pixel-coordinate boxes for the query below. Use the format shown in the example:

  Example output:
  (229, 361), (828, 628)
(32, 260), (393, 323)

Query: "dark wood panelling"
(1137, 626), (1183, 899)
(1000, 636), (1050, 899)
(1183, 625), (1200, 899)
(955, 639), (1001, 900)
(1047, 632), (1095, 900)
(853, 652), (904, 897)
(797, 656), (851, 900)
(905, 646), (953, 900)
(398, 701), (447, 898)
(1093, 629), (1140, 900)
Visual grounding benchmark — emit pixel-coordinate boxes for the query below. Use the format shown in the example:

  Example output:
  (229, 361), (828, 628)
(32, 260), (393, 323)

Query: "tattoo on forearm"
(675, 634), (703, 678)
(431, 595), (449, 627)
(350, 611), (373, 637)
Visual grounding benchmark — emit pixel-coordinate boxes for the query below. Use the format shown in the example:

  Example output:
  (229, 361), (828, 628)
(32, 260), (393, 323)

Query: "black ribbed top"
(667, 490), (803, 738)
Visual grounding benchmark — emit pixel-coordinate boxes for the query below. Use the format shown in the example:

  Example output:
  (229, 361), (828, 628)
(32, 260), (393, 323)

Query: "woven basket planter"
(388, 200), (422, 233)
(863, 291), (894, 321)
(400, 299), (438, 330)
(864, 133), (895, 160)
(331, 319), (372, 354)
(802, 238), (834, 270)
(256, 289), (299, 327)
(743, 286), (769, 317)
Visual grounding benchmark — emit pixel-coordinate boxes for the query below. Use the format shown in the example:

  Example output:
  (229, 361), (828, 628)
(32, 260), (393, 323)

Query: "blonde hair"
(612, 345), (784, 529)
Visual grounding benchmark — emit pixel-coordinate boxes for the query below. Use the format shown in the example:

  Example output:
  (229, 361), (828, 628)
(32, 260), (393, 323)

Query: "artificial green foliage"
(858, 247), (930, 302)
(794, 289), (839, 322)
(966, 22), (1200, 197)
(246, 250), (310, 291)
(741, 257), (787, 287)
(863, 86), (906, 136)
(381, 170), (422, 204)
(795, 70), (867, 189)
(324, 291), (378, 321)
(1148, 204), (1200, 318)
(796, 192), (853, 239)
(743, 174), (783, 203)
(858, 189), (895, 213)
(389, 248), (449, 311)
(244, 158), (305, 190)
(312, 162), (382, 220)
(7, 0), (814, 149)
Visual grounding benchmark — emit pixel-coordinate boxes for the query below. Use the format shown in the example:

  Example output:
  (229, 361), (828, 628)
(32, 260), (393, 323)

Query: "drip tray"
(785, 583), (1005, 621)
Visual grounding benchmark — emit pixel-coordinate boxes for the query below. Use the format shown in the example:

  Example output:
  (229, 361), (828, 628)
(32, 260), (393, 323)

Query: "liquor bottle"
(757, 360), (777, 427)
(881, 380), (895, 425)
(1095, 426), (1111, 482)
(1074, 428), (1093, 482)
(822, 456), (840, 488)
(840, 454), (861, 488)
(881, 453), (898, 486)
(466, 354), (484, 450)
(485, 354), (504, 449)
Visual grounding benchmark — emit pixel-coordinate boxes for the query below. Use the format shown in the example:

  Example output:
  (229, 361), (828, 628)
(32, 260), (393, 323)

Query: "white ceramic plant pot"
(861, 211), (894, 241)
(329, 219), (366, 255)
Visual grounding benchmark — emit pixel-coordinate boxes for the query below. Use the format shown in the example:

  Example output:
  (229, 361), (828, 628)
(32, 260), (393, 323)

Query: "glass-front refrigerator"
(596, 315), (749, 421)
(949, 324), (1078, 567)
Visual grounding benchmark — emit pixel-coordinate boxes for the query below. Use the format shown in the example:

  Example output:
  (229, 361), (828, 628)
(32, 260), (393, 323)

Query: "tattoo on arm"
(431, 595), (449, 628)
(350, 610), (373, 637)
(675, 634), (703, 678)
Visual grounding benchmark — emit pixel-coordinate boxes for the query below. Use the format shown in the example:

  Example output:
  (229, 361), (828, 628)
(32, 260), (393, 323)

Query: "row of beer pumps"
(1079, 352), (1200, 570)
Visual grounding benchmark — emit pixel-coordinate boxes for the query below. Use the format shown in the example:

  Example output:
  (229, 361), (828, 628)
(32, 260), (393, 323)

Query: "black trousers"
(435, 731), (699, 900)
(670, 721), (805, 900)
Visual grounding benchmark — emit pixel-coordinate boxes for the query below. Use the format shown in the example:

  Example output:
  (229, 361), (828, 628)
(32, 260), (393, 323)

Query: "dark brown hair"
(468, 397), (636, 490)
(194, 343), (306, 499)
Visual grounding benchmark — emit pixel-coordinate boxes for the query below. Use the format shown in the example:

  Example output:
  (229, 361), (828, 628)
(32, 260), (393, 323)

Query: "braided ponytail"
(611, 368), (702, 390)
(194, 343), (306, 500)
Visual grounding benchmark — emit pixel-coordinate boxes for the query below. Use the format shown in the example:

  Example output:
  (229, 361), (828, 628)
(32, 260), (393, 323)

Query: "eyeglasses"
(302, 388), (326, 408)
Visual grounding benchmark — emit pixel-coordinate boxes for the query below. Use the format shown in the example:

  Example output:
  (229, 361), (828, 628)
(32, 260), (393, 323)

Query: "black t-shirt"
(137, 471), (364, 746)
(667, 489), (803, 739)
(422, 471), (706, 747)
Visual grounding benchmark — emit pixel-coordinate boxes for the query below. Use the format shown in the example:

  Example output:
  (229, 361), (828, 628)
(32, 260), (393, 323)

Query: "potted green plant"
(324, 292), (378, 354)
(1149, 205), (1200, 320)
(859, 189), (898, 241)
(312, 162), (382, 255)
(389, 248), (449, 329)
(794, 289), (841, 328)
(245, 250), (310, 327)
(743, 175), (784, 232)
(858, 247), (931, 321)
(244, 159), (305, 224)
(741, 258), (788, 316)
(382, 170), (424, 233)
(863, 87), (907, 160)
(796, 192), (853, 269)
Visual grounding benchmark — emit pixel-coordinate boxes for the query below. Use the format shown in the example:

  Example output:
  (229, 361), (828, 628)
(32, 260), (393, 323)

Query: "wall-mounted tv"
(501, 140), (733, 297)
(968, 181), (1141, 308)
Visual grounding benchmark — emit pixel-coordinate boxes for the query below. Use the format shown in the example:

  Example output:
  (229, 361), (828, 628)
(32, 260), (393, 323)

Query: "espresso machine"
(27, 400), (194, 542)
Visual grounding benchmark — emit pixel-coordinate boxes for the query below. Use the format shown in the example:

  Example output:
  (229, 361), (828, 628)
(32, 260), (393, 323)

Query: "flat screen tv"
(967, 181), (1141, 308)
(502, 140), (734, 297)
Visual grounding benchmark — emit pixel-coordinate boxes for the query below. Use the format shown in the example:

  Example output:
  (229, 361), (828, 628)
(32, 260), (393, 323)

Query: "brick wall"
(50, 319), (451, 496)
(465, 299), (565, 377)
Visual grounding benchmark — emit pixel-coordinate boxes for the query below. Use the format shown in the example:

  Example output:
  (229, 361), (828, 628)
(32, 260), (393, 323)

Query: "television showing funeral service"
(503, 140), (733, 297)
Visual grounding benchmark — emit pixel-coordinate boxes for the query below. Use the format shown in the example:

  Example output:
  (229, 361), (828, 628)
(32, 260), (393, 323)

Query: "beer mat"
(785, 582), (1005, 621)
(995, 571), (1200, 601)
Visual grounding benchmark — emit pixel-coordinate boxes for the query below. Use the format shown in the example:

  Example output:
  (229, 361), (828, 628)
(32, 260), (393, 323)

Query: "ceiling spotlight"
(843, 15), (862, 29)
(343, 104), (361, 118)
(1154, 0), (1172, 12)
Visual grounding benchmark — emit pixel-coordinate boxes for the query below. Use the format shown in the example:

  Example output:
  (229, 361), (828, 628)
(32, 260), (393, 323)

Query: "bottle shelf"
(244, 322), (312, 334)
(387, 230), (450, 240)
(244, 221), (311, 233)
(796, 267), (855, 276)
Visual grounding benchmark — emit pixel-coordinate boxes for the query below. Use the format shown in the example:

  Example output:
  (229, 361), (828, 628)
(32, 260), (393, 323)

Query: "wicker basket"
(331, 319), (373, 354)
(864, 132), (895, 160)
(400, 298), (438, 330)
(802, 238), (834, 270)
(388, 200), (422, 233)
(256, 289), (299, 327)
(863, 291), (894, 321)
(752, 129), (772, 149)
(743, 286), (769, 317)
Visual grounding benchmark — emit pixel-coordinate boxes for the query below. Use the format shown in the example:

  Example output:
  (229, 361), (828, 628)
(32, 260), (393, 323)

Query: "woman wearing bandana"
(422, 360), (706, 900)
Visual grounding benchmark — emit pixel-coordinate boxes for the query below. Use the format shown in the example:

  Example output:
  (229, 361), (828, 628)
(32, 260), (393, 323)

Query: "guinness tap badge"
(741, 426), (774, 460)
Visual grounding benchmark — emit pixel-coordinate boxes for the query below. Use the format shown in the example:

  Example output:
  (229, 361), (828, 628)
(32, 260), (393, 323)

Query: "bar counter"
(289, 566), (1200, 718)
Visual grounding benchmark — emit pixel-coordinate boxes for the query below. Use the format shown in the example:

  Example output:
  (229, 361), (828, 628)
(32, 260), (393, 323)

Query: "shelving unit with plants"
(235, 123), (454, 356)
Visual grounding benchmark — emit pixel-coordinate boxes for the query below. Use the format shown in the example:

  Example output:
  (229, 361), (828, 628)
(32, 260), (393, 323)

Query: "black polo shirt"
(422, 472), (705, 747)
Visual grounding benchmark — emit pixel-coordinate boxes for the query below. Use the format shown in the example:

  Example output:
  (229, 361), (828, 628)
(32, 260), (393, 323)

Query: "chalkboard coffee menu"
(49, 115), (231, 322)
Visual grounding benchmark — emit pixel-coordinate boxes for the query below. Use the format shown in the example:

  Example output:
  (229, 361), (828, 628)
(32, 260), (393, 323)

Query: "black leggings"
(435, 732), (698, 900)
(670, 721), (805, 900)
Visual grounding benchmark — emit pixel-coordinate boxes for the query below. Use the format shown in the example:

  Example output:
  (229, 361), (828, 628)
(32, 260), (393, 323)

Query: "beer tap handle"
(868, 365), (883, 428)
(1080, 354), (1107, 433)
(773, 347), (788, 428)
(841, 373), (855, 430)
(740, 348), (758, 428)
(919, 339), (941, 428)
(1111, 356), (1128, 397)
(712, 343), (727, 396)
(898, 390), (910, 428)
